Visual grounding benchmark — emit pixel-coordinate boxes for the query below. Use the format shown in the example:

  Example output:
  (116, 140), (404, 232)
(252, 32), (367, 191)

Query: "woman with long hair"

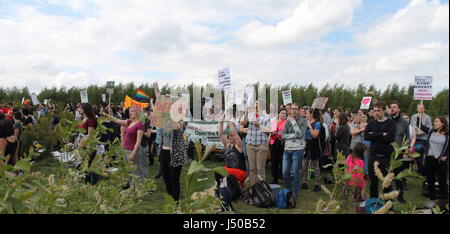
(301, 109), (323, 192)
(419, 116), (449, 200)
(101, 106), (147, 186)
(78, 103), (99, 185)
(335, 113), (351, 157)
(269, 108), (287, 184)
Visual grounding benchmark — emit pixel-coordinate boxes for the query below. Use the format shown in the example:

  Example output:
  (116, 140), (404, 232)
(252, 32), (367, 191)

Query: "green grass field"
(32, 153), (431, 214)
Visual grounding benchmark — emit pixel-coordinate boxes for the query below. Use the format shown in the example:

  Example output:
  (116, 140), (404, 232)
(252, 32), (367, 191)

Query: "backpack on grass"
(271, 188), (296, 209)
(248, 180), (273, 208)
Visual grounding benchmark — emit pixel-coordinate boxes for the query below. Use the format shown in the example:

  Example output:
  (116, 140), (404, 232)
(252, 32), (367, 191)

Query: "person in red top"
(5, 103), (14, 120)
(269, 108), (287, 184)
(0, 104), (7, 118)
(77, 103), (98, 185)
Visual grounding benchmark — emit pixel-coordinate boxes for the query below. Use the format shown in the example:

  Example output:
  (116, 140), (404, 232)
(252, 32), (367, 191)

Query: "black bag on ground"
(248, 180), (273, 208)
(215, 176), (241, 212)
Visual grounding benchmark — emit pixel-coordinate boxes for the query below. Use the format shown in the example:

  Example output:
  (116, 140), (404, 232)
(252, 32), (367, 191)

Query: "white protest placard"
(31, 93), (40, 105)
(218, 68), (231, 91)
(414, 76), (433, 100)
(80, 90), (89, 103)
(102, 94), (107, 103)
(243, 87), (254, 107)
(204, 97), (213, 109)
(282, 90), (293, 105)
(360, 97), (372, 110)
(311, 97), (328, 110)
(21, 97), (25, 105)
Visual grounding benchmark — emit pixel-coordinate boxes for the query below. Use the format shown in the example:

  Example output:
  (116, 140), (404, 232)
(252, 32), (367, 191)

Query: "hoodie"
(281, 116), (307, 151)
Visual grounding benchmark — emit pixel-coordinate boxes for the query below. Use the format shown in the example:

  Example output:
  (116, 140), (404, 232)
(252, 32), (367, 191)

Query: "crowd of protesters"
(0, 87), (448, 208)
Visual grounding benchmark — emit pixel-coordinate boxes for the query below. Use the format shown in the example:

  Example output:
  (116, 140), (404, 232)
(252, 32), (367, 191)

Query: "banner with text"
(414, 76), (433, 100)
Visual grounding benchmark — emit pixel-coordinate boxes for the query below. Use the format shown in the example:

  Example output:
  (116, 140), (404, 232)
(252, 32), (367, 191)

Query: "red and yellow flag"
(124, 95), (149, 109)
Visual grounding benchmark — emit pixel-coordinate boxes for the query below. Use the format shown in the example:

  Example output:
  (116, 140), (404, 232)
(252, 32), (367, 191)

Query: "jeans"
(242, 136), (250, 178)
(362, 140), (371, 175)
(416, 139), (427, 175)
(282, 149), (305, 196)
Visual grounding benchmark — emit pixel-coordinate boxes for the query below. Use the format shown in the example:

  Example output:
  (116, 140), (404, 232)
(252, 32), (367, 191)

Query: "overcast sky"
(0, 0), (448, 94)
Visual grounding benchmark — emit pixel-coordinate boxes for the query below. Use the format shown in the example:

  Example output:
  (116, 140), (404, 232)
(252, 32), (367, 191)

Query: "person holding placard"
(411, 104), (432, 175)
(241, 100), (271, 186)
(218, 117), (247, 187)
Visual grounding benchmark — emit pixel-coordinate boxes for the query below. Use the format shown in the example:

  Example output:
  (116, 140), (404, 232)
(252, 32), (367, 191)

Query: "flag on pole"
(134, 89), (151, 102)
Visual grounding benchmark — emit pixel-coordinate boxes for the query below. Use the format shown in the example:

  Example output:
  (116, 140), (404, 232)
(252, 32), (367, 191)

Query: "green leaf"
(14, 160), (31, 172)
(212, 167), (228, 177)
(187, 161), (204, 176)
(395, 169), (411, 180)
(389, 160), (403, 171)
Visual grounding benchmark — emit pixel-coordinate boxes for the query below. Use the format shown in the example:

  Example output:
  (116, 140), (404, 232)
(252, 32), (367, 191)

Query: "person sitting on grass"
(345, 142), (367, 202)
(218, 115), (247, 188)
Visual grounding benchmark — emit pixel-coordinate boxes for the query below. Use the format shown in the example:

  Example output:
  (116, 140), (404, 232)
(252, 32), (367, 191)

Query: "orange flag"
(124, 95), (149, 109)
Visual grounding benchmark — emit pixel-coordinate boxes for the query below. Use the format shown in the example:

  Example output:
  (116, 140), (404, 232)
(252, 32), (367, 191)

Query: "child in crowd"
(345, 142), (367, 202)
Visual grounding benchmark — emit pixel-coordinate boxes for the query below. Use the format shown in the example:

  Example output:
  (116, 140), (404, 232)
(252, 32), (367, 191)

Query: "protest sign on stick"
(31, 93), (40, 105)
(414, 76), (433, 129)
(80, 90), (88, 103)
(311, 97), (328, 110)
(360, 97), (372, 110)
(150, 96), (181, 129)
(282, 90), (293, 105)
(218, 68), (231, 91)
(414, 76), (433, 101)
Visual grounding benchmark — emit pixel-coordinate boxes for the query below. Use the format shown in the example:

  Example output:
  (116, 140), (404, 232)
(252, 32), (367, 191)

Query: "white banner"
(31, 93), (40, 105)
(282, 90), (293, 105)
(185, 121), (224, 149)
(414, 76), (433, 100)
(218, 68), (231, 91)
(102, 94), (107, 103)
(80, 90), (89, 103)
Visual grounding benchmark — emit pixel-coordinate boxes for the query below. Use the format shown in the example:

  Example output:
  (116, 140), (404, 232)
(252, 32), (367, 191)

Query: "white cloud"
(355, 0), (449, 48)
(235, 0), (362, 47)
(0, 0), (448, 96)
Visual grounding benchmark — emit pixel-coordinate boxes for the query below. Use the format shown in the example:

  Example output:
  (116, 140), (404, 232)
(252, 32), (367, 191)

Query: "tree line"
(0, 82), (448, 117)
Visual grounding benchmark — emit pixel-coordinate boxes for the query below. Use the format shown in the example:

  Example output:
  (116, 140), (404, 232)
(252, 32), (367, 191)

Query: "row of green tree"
(0, 83), (448, 117)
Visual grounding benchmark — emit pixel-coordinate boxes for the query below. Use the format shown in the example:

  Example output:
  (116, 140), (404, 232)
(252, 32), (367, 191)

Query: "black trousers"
(368, 151), (393, 198)
(270, 140), (284, 182)
(160, 149), (183, 201)
(393, 156), (411, 199)
(425, 156), (449, 200)
(85, 151), (99, 185)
